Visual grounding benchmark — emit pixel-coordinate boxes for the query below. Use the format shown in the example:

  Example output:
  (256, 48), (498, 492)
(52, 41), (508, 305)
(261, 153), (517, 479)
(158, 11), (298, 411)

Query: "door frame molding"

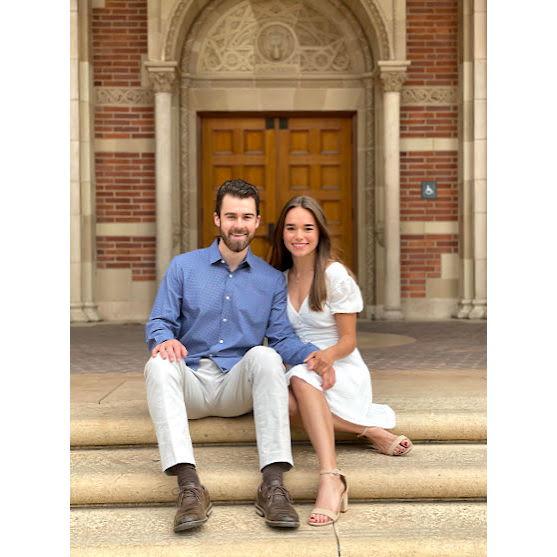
(180, 84), (377, 312)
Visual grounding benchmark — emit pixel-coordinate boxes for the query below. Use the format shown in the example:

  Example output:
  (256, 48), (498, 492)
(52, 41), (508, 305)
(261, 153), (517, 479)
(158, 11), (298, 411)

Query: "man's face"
(214, 194), (261, 253)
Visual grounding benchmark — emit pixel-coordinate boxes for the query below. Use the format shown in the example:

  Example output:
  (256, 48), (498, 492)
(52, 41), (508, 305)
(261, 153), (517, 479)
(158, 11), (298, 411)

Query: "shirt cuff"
(302, 343), (319, 360)
(147, 332), (175, 352)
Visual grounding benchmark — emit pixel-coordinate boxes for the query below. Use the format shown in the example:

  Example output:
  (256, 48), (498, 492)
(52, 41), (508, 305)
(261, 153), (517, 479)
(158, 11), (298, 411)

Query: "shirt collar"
(208, 238), (254, 269)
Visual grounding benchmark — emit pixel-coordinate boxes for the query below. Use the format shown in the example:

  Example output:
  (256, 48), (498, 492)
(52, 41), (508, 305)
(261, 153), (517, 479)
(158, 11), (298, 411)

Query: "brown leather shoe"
(173, 482), (213, 532)
(255, 480), (300, 528)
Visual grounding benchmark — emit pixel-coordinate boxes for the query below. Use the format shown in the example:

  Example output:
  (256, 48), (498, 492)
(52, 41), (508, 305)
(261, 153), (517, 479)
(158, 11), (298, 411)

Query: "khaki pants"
(144, 346), (293, 472)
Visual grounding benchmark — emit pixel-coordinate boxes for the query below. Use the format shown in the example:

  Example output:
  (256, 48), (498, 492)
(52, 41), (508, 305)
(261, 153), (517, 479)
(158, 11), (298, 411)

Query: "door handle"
(267, 222), (276, 242)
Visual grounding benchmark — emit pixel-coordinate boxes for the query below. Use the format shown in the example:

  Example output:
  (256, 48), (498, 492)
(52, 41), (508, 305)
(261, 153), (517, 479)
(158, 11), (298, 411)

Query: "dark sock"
(167, 463), (200, 487)
(261, 462), (291, 485)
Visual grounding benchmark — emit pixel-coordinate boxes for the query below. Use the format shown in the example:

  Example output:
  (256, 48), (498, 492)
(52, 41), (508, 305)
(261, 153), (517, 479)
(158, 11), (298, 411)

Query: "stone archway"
(148, 0), (409, 318)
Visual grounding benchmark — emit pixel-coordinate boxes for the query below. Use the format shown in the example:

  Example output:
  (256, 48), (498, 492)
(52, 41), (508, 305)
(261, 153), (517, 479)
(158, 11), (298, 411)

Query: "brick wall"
(400, 152), (458, 221)
(92, 0), (147, 88)
(402, 0), (459, 299)
(97, 236), (156, 281)
(401, 107), (458, 138)
(401, 235), (459, 298)
(92, 0), (154, 284)
(95, 106), (154, 139)
(406, 0), (458, 87)
(95, 152), (155, 222)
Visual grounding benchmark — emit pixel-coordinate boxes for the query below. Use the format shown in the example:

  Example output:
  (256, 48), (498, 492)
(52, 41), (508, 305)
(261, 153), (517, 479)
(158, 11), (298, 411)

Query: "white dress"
(285, 262), (396, 428)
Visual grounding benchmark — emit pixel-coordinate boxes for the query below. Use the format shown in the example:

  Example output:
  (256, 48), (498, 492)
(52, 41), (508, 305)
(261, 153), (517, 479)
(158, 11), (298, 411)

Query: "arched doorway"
(148, 0), (409, 318)
(178, 0), (376, 300)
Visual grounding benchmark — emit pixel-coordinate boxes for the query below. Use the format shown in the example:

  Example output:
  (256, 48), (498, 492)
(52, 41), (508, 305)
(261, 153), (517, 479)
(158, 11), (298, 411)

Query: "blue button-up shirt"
(145, 239), (318, 371)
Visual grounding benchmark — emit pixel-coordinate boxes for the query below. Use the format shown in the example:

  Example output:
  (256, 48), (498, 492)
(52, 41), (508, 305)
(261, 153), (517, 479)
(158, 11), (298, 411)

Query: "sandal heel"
(340, 490), (349, 513)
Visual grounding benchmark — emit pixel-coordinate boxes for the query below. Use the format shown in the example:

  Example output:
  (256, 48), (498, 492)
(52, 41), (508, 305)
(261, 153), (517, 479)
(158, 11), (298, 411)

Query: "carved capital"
(380, 71), (407, 92)
(377, 61), (410, 93)
(145, 62), (179, 93)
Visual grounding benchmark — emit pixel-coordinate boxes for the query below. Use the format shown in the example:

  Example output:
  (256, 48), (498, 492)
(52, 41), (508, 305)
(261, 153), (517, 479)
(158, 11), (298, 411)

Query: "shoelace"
(175, 485), (202, 505)
(266, 484), (293, 504)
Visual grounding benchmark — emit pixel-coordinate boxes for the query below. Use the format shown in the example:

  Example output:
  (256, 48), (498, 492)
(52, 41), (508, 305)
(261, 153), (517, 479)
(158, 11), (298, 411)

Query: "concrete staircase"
(70, 369), (487, 556)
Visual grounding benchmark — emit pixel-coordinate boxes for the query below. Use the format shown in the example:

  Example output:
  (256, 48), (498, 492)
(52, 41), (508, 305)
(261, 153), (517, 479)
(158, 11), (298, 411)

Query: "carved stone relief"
(147, 67), (178, 93)
(197, 0), (355, 74)
(95, 87), (154, 106)
(164, 0), (392, 63)
(402, 86), (458, 106)
(380, 70), (407, 93)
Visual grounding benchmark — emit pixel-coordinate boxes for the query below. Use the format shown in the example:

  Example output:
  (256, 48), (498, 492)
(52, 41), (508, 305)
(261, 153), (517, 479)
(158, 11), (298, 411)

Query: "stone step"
(71, 369), (486, 446)
(71, 444), (485, 506)
(71, 501), (486, 556)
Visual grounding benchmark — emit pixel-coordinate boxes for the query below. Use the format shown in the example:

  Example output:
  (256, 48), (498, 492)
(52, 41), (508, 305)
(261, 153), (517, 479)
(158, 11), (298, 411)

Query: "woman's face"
(283, 206), (320, 258)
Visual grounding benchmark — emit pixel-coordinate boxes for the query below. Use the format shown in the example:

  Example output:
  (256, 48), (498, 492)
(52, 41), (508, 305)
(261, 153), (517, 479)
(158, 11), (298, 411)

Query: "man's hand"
(304, 350), (336, 390)
(152, 339), (188, 362)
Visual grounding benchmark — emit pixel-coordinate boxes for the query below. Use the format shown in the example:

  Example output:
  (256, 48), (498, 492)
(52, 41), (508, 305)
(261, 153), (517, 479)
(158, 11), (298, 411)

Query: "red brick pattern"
(401, 107), (458, 138)
(92, 0), (148, 87)
(399, 2), (459, 298)
(400, 151), (458, 221)
(406, 0), (458, 87)
(95, 106), (154, 139)
(92, 1), (154, 283)
(95, 152), (155, 222)
(401, 235), (459, 297)
(97, 236), (156, 281)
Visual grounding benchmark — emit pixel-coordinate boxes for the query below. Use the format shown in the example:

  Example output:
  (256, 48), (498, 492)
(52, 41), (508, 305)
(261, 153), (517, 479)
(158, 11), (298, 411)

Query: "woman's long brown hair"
(269, 196), (335, 312)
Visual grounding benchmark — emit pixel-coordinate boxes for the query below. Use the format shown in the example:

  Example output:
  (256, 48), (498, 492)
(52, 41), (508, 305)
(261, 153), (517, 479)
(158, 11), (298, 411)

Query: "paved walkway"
(71, 320), (486, 373)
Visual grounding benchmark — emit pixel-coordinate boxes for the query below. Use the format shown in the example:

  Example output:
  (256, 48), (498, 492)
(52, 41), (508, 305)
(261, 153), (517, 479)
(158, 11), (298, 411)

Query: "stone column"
(456, 0), (475, 319)
(469, 0), (487, 319)
(146, 62), (178, 282)
(70, 0), (100, 322)
(378, 61), (410, 320)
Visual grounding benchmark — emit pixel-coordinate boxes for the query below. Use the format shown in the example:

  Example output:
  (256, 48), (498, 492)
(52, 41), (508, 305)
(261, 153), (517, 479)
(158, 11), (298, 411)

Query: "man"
(144, 179), (331, 532)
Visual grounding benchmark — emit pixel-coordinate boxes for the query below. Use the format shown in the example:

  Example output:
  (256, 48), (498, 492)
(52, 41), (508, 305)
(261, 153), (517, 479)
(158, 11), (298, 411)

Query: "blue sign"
(421, 181), (437, 199)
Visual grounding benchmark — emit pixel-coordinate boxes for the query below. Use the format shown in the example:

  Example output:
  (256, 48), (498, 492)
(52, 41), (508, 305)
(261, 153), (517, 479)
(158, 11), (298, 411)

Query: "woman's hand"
(305, 349), (336, 389)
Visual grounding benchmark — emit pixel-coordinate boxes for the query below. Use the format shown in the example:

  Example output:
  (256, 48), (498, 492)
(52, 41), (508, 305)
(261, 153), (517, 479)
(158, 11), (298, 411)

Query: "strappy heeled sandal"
(308, 469), (348, 527)
(358, 427), (414, 456)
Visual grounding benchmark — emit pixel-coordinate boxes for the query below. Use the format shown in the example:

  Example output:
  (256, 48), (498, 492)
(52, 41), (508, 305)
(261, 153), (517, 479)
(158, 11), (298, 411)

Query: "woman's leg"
(290, 390), (409, 456)
(331, 414), (411, 455)
(289, 377), (345, 524)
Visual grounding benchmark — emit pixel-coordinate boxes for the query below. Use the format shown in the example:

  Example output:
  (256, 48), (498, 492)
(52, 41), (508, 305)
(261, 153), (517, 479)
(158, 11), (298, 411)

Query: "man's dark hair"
(215, 179), (260, 216)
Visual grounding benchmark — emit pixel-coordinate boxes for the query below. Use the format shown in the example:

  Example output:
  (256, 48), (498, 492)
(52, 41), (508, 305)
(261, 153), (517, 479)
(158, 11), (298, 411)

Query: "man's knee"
(145, 355), (181, 384)
(245, 345), (282, 368)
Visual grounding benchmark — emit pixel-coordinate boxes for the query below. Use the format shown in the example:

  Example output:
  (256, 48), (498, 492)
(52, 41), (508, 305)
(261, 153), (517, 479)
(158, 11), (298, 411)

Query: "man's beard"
(219, 227), (255, 253)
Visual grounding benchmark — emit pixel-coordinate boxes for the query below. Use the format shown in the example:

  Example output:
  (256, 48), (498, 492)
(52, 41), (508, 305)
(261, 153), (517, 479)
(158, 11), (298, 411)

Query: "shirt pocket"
(236, 290), (271, 330)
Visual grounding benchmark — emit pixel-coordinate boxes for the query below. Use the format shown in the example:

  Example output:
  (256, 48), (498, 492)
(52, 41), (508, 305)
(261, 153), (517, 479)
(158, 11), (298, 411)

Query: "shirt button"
(220, 259), (225, 264)
(225, 295), (230, 300)
(223, 318), (227, 322)
(209, 354), (213, 357)
(219, 339), (224, 343)
(229, 274), (233, 278)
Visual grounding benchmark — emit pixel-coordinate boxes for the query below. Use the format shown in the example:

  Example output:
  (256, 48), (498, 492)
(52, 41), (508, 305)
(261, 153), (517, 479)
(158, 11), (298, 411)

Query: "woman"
(269, 195), (413, 527)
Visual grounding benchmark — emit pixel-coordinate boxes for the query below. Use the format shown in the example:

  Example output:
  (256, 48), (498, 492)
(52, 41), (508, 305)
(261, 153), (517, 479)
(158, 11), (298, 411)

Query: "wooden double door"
(201, 114), (355, 270)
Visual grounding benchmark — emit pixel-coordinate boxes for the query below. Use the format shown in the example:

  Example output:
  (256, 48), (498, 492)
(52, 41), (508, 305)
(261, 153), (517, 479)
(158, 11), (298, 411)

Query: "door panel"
(202, 117), (276, 258)
(201, 115), (354, 270)
(277, 117), (353, 269)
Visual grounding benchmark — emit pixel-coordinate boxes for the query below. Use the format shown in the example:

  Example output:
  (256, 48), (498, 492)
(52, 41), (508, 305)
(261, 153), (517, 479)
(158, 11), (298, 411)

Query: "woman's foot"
(308, 472), (346, 525)
(359, 427), (413, 456)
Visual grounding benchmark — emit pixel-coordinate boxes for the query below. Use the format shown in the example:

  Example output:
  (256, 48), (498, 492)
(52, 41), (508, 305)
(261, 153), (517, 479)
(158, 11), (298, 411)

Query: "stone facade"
(70, 0), (487, 322)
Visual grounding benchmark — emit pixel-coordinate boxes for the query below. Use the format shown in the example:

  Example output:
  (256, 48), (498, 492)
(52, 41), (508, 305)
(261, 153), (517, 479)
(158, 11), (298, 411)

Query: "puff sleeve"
(327, 263), (364, 314)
